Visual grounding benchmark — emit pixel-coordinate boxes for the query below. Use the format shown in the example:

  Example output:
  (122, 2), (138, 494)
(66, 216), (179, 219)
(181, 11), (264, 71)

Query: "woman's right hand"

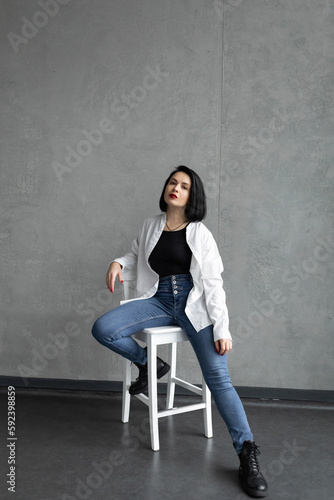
(106, 261), (123, 292)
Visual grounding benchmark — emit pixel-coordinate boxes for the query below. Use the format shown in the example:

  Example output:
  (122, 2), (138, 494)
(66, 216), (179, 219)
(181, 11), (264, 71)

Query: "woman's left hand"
(215, 338), (232, 356)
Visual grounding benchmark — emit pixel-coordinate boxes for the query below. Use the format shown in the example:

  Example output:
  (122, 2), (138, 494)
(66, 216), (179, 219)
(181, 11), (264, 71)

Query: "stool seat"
(121, 271), (213, 451)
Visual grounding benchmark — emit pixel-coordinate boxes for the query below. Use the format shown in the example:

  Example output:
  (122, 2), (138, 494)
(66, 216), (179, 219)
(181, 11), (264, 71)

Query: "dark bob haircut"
(159, 165), (207, 222)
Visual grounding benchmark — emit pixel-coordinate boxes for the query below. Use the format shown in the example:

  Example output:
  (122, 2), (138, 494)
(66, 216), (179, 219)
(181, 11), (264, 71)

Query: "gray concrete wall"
(1, 0), (333, 390)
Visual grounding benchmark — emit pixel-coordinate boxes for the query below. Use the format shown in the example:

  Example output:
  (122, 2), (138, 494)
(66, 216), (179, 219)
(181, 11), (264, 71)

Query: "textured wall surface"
(1, 0), (333, 390)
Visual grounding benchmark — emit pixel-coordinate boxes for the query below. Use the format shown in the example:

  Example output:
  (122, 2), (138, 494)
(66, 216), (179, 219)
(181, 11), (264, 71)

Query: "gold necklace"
(165, 219), (187, 231)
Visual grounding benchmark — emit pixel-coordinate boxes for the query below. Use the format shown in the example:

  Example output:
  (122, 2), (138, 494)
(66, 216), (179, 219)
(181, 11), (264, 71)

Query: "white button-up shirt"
(114, 213), (231, 342)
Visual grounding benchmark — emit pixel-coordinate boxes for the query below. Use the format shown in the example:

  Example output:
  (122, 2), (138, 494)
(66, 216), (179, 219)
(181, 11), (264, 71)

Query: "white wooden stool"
(121, 270), (213, 451)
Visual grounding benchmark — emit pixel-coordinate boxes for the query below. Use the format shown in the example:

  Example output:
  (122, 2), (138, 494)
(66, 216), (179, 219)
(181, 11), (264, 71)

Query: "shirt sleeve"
(200, 229), (232, 342)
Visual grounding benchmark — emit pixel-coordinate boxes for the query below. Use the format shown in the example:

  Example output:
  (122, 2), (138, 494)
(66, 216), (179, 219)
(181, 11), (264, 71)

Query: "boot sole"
(242, 488), (268, 498)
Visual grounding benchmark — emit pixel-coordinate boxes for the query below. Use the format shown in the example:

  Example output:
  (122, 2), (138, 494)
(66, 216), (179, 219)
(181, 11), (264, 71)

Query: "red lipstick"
(170, 194), (177, 199)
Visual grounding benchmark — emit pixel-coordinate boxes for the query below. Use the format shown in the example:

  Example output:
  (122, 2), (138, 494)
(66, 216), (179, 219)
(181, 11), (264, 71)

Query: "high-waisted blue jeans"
(92, 273), (253, 453)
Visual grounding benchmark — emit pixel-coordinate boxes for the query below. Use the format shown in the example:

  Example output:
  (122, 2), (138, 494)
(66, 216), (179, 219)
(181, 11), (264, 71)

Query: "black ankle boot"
(129, 356), (170, 395)
(238, 440), (268, 497)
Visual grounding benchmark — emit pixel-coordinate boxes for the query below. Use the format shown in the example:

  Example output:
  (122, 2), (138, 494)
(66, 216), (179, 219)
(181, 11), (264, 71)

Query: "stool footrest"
(134, 378), (204, 405)
(134, 391), (207, 418)
(171, 376), (203, 396)
(157, 402), (206, 418)
(135, 392), (150, 405)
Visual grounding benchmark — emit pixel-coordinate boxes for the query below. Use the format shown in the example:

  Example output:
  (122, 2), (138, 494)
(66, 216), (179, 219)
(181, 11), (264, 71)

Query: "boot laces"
(246, 443), (261, 475)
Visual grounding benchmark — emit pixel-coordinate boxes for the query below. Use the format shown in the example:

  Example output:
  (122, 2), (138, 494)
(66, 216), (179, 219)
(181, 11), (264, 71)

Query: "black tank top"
(149, 226), (192, 278)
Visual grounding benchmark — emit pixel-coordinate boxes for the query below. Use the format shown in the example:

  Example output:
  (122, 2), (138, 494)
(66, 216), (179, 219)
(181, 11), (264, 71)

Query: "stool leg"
(202, 374), (213, 438)
(166, 342), (177, 410)
(122, 358), (131, 423)
(147, 340), (160, 451)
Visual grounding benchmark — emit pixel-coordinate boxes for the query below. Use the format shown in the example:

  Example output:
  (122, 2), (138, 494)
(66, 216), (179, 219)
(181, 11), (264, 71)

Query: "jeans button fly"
(174, 290), (178, 294)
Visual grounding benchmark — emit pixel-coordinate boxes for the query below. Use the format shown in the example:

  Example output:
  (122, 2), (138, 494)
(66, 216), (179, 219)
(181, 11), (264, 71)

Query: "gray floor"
(1, 388), (333, 500)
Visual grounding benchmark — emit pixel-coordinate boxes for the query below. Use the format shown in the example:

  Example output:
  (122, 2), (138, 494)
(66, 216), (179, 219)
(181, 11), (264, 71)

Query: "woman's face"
(164, 171), (191, 211)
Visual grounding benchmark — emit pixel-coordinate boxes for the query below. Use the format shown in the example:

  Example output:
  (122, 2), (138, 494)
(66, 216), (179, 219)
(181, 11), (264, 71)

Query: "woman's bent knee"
(91, 317), (105, 342)
(92, 314), (120, 346)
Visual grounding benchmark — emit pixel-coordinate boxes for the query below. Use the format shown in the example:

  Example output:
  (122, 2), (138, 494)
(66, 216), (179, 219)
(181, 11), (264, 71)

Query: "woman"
(92, 166), (268, 498)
